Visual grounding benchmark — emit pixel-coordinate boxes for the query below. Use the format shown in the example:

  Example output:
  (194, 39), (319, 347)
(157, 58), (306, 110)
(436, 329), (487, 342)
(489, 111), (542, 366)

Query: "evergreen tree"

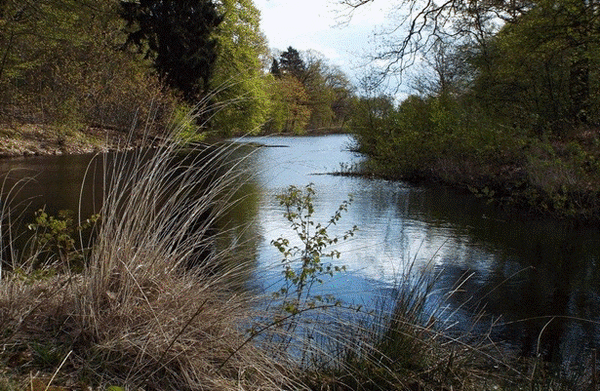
(270, 58), (281, 77)
(279, 46), (306, 80)
(120, 0), (223, 102)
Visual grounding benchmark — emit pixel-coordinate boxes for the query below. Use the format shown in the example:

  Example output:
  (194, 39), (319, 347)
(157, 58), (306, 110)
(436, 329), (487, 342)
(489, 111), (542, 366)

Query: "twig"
(43, 350), (73, 391)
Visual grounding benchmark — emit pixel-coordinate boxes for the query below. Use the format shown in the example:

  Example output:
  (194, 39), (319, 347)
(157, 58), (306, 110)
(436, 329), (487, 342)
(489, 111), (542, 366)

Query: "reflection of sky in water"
(238, 135), (497, 290)
(235, 134), (600, 373)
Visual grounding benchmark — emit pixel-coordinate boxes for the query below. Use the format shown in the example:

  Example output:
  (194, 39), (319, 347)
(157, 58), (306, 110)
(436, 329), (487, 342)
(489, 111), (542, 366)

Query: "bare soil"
(0, 124), (145, 158)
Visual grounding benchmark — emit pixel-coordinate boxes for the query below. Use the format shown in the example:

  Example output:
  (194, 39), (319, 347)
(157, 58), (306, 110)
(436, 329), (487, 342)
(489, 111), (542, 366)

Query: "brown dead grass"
(0, 126), (301, 390)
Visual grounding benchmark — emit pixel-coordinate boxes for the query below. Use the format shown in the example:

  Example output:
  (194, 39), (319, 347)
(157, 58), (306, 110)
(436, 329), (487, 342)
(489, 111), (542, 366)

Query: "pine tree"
(279, 46), (306, 80)
(270, 58), (281, 77)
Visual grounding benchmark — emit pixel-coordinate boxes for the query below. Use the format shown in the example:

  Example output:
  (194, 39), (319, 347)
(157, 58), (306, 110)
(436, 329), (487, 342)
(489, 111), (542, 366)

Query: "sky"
(253, 0), (392, 88)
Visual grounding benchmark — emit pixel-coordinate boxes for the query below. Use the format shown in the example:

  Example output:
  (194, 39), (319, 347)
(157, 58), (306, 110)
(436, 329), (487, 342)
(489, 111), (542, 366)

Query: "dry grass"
(0, 117), (301, 390)
(289, 268), (520, 391)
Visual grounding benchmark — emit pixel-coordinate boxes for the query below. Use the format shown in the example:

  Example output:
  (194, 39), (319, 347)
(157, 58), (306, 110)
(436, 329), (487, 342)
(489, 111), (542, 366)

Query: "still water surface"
(2, 134), (600, 373)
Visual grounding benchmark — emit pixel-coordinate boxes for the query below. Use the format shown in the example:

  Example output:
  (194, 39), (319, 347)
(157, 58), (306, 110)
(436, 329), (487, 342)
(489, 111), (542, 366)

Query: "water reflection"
(0, 154), (105, 219)
(231, 134), (600, 373)
(0, 148), (262, 284)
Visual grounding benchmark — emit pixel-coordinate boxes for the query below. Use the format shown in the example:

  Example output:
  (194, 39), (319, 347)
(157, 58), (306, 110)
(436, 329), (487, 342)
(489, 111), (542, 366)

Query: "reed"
(0, 111), (300, 391)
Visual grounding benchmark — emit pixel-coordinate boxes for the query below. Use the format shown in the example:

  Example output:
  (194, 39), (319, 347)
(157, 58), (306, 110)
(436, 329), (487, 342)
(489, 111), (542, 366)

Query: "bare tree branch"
(339, 0), (528, 80)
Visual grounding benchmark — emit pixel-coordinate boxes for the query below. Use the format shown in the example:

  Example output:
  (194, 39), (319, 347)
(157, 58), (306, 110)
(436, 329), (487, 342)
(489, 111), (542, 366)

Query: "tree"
(326, 65), (354, 129)
(344, 0), (600, 132)
(267, 49), (353, 133)
(209, 0), (271, 136)
(278, 46), (307, 80)
(120, 0), (223, 102)
(265, 74), (312, 134)
(470, 0), (600, 132)
(411, 41), (472, 97)
(270, 58), (281, 76)
(0, 0), (172, 129)
(340, 0), (524, 79)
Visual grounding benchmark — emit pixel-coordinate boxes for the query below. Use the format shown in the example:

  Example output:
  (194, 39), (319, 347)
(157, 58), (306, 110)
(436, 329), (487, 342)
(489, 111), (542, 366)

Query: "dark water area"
(2, 135), (600, 375)
(0, 153), (105, 218)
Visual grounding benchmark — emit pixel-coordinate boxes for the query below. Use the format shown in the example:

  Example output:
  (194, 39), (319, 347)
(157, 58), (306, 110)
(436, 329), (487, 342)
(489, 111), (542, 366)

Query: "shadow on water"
(0, 146), (262, 286)
(390, 182), (600, 373)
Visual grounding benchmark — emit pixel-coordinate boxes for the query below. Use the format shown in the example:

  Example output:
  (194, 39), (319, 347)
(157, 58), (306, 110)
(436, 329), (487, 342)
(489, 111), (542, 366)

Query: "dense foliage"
(349, 0), (600, 220)
(0, 1), (354, 139)
(0, 0), (174, 132)
(209, 0), (270, 136)
(120, 0), (223, 102)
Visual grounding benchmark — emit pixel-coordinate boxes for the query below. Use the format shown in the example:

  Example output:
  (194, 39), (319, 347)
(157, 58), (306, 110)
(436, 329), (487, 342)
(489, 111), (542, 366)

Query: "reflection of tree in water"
(437, 244), (600, 372)
(163, 148), (262, 289)
(390, 182), (600, 371)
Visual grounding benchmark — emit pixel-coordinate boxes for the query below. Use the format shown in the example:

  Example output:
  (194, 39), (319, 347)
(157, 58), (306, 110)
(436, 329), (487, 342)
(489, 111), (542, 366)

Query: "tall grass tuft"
(292, 268), (515, 390)
(0, 111), (300, 390)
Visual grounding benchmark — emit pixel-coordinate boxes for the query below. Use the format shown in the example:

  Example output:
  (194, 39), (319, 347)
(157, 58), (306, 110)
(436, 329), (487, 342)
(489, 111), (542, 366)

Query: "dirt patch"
(0, 124), (149, 158)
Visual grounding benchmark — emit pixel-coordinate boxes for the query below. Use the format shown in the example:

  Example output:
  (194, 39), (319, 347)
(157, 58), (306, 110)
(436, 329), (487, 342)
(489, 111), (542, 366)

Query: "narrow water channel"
(2, 134), (600, 375)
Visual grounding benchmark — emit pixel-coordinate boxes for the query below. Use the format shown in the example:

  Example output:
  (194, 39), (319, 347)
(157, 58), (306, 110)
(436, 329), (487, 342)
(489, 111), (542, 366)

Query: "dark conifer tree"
(270, 58), (281, 77)
(279, 46), (306, 80)
(120, 0), (223, 102)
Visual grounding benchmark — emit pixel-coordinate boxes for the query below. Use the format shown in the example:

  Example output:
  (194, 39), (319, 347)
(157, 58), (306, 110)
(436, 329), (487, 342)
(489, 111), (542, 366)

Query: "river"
(2, 134), (600, 375)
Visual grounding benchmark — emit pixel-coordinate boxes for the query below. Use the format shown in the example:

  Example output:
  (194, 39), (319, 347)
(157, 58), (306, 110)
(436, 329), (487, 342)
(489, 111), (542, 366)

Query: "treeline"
(264, 47), (353, 134)
(0, 0), (354, 138)
(350, 0), (600, 219)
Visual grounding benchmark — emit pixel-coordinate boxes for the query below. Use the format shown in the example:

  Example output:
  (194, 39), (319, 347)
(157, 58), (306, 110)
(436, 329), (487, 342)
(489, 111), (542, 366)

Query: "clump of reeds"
(0, 113), (300, 390)
(290, 269), (519, 390)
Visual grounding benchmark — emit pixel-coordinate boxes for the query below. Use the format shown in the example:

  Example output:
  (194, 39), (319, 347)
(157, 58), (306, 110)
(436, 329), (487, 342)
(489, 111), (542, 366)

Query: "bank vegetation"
(347, 0), (600, 221)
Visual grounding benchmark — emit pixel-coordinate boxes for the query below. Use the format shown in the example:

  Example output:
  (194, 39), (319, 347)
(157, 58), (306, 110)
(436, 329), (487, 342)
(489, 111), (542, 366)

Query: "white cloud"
(256, 0), (334, 44)
(255, 0), (388, 80)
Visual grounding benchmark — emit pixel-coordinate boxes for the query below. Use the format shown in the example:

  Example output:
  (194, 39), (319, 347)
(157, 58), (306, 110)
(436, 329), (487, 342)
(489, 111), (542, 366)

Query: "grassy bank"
(0, 125), (585, 390)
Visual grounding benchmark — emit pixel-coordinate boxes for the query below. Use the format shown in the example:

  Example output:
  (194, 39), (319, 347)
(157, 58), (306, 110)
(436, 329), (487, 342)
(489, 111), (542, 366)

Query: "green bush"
(271, 183), (356, 313)
(26, 209), (99, 270)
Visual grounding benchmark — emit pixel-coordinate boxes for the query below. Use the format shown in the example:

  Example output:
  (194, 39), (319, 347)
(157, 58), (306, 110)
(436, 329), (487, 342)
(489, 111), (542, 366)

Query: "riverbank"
(350, 123), (600, 223)
(349, 92), (600, 224)
(0, 124), (152, 158)
(0, 123), (352, 159)
(353, 148), (600, 224)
